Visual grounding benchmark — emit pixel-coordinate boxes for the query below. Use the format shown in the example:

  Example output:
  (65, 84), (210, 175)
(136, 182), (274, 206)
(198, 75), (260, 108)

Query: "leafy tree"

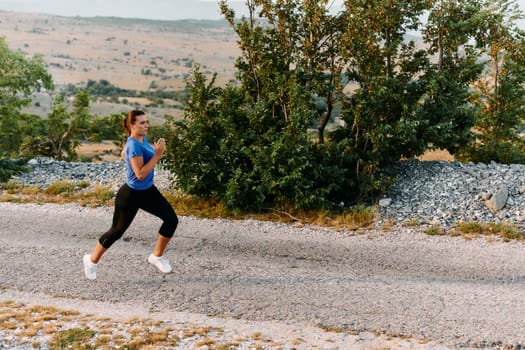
(166, 63), (344, 210)
(73, 89), (91, 140)
(331, 0), (438, 195)
(329, 0), (489, 197)
(22, 90), (93, 160)
(0, 37), (53, 157)
(221, 0), (344, 144)
(88, 112), (126, 143)
(219, 0), (353, 209)
(458, 0), (525, 163)
(418, 0), (484, 154)
(165, 0), (344, 210)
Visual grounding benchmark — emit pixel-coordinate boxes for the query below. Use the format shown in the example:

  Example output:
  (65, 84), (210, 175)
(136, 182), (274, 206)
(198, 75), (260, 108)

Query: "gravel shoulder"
(1, 202), (525, 349)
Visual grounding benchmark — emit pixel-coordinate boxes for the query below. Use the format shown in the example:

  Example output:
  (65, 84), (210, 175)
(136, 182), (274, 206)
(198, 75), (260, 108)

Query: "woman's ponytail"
(122, 116), (130, 136)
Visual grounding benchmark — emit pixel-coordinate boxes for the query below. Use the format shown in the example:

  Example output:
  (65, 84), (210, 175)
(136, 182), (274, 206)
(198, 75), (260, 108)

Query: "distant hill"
(0, 11), (427, 121)
(0, 11), (240, 120)
(0, 11), (239, 91)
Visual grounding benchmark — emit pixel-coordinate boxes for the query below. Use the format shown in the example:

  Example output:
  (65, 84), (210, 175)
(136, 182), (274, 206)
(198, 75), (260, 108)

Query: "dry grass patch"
(147, 327), (175, 344)
(19, 325), (39, 337)
(251, 331), (263, 340)
(163, 191), (234, 219)
(292, 337), (304, 345)
(319, 325), (347, 333)
(214, 344), (234, 350)
(380, 220), (397, 231)
(48, 327), (97, 349)
(307, 205), (376, 230)
(418, 149), (455, 161)
(424, 226), (446, 236)
(402, 218), (421, 227)
(182, 325), (222, 338)
(195, 337), (215, 346)
(421, 220), (524, 242)
(93, 335), (112, 347)
(43, 324), (59, 335)
(0, 302), (214, 348)
(453, 221), (524, 242)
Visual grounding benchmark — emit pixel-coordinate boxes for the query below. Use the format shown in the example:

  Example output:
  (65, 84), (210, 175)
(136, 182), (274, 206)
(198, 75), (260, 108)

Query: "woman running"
(83, 109), (178, 280)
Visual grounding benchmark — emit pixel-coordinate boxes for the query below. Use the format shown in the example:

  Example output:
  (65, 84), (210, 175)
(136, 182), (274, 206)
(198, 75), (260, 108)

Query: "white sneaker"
(83, 254), (97, 280)
(148, 254), (172, 273)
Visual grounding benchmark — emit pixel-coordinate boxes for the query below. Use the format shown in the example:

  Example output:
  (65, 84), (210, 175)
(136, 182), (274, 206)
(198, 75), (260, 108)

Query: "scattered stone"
(485, 185), (509, 212)
(378, 198), (392, 207)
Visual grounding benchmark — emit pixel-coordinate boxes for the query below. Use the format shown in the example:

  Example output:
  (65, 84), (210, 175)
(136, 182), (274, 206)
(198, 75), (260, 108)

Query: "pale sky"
(0, 0), (523, 28)
(0, 0), (241, 20)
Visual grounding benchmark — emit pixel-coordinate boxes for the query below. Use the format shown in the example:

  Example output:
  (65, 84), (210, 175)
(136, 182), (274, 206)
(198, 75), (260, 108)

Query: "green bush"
(0, 159), (27, 183)
(457, 140), (525, 165)
(165, 68), (356, 211)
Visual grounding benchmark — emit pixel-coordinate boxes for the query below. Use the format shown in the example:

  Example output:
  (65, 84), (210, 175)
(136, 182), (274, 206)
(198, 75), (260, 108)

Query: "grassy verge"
(422, 221), (524, 242)
(2, 179), (524, 242)
(452, 221), (524, 242)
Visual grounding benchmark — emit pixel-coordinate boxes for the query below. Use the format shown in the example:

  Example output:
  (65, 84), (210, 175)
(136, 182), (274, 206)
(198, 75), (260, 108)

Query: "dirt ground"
(76, 140), (121, 161)
(4, 202), (525, 349)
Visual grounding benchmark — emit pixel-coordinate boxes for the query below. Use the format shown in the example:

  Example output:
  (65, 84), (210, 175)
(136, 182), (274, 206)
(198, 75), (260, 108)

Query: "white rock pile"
(11, 157), (173, 192)
(378, 158), (525, 227)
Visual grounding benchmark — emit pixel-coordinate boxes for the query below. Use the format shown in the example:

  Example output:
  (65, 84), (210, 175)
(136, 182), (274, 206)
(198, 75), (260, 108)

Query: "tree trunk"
(318, 92), (333, 144)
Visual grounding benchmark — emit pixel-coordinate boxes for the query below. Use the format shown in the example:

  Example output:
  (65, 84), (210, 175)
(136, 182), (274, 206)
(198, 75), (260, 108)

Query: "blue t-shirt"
(125, 136), (155, 190)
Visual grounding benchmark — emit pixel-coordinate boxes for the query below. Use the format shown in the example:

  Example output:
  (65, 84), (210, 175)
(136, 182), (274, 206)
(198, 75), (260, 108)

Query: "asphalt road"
(1, 202), (525, 348)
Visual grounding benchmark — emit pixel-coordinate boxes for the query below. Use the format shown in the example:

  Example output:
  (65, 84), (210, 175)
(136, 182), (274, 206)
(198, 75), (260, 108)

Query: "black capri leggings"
(99, 184), (178, 249)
